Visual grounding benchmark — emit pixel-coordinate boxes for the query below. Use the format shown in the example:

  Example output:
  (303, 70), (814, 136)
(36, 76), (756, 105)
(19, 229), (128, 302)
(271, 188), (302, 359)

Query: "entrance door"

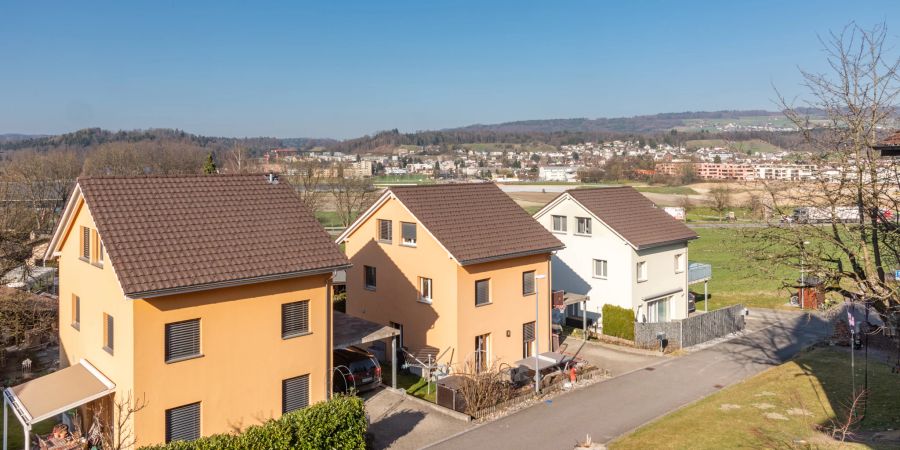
(522, 322), (536, 358)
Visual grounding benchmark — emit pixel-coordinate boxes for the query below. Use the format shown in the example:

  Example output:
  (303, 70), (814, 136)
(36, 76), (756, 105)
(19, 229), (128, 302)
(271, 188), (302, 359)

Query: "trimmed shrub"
(602, 304), (635, 341)
(139, 395), (366, 450)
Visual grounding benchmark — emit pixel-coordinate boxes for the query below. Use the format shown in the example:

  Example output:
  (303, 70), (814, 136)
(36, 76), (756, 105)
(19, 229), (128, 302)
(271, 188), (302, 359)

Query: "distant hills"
(446, 109), (823, 134)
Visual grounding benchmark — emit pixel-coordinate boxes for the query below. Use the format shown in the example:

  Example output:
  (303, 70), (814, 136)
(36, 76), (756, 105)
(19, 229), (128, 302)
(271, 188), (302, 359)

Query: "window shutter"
(281, 301), (310, 338)
(166, 319), (201, 362)
(82, 227), (90, 258)
(282, 374), (310, 414)
(475, 279), (489, 305)
(166, 402), (201, 443)
(106, 314), (114, 350)
(523, 322), (535, 342)
(522, 271), (535, 295)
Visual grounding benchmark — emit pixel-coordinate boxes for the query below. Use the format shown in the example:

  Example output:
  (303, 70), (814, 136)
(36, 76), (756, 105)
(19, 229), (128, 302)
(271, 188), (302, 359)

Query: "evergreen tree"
(203, 152), (217, 174)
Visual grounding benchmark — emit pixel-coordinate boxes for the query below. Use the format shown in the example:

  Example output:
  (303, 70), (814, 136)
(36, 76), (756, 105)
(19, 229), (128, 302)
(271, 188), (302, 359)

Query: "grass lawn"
(634, 186), (699, 196)
(610, 347), (900, 450)
(1, 404), (58, 450)
(315, 210), (343, 227)
(689, 228), (795, 311)
(381, 364), (437, 403)
(685, 206), (755, 223)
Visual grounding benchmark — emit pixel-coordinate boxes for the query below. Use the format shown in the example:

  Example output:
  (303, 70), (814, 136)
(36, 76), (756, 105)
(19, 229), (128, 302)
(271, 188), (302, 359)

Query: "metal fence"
(635, 304), (746, 349)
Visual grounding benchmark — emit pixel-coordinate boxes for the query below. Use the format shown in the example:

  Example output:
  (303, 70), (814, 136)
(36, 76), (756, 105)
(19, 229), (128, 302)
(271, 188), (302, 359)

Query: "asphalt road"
(425, 309), (832, 450)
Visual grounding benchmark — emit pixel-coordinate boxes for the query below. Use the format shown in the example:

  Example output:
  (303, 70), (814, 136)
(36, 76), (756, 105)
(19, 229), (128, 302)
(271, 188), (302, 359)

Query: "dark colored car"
(688, 292), (696, 313)
(333, 346), (382, 394)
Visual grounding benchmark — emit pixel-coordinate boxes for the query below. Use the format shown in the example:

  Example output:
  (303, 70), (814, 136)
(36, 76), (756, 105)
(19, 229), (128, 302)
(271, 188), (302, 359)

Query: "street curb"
(382, 387), (472, 422)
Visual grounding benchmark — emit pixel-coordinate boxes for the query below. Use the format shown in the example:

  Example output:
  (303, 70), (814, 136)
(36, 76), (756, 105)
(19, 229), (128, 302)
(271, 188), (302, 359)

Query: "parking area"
(364, 388), (471, 450)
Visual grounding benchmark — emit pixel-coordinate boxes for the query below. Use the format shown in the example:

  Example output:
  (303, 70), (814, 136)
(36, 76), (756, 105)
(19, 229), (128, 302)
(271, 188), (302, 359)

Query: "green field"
(611, 347), (900, 450)
(689, 228), (795, 311)
(634, 186), (699, 195)
(685, 206), (755, 223)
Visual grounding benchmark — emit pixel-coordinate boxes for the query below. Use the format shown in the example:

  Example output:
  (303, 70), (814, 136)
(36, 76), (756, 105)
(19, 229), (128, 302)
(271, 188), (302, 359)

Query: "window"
(647, 296), (671, 323)
(166, 319), (201, 362)
(475, 279), (490, 306)
(418, 277), (433, 303)
(166, 402), (200, 443)
(71, 295), (80, 330)
(103, 313), (114, 354)
(80, 226), (91, 259)
(475, 333), (490, 372)
(282, 301), (310, 338)
(98, 240), (104, 266)
(364, 266), (376, 290)
(522, 322), (536, 358)
(282, 374), (310, 413)
(551, 215), (567, 232)
(674, 253), (685, 273)
(592, 259), (608, 279)
(401, 222), (417, 246)
(377, 219), (392, 243)
(576, 217), (592, 235)
(522, 271), (535, 295)
(389, 321), (404, 348)
(636, 261), (648, 282)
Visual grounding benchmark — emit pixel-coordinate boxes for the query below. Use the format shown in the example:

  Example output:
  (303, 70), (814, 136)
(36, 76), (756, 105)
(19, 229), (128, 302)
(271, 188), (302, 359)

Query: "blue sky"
(1, 1), (898, 138)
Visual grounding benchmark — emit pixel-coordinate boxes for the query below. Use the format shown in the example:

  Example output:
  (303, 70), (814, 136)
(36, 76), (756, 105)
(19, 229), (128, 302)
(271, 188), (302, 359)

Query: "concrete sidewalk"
(364, 388), (471, 450)
(425, 309), (831, 450)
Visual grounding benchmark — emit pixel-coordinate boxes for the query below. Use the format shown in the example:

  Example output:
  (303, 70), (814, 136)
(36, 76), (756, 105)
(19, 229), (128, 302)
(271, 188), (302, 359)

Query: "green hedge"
(602, 304), (635, 340)
(139, 395), (367, 450)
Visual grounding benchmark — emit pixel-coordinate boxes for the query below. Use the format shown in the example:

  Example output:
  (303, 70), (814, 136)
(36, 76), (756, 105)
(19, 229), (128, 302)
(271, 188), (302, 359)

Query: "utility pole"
(534, 274), (547, 395)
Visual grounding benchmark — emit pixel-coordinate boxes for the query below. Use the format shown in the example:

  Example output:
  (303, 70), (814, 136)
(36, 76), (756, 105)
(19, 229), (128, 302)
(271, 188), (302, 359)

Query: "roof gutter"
(126, 264), (351, 299)
(458, 246), (564, 266)
(636, 235), (699, 251)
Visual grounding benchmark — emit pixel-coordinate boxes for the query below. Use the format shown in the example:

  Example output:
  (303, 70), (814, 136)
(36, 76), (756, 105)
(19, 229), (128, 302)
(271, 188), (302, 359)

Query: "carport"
(3, 359), (115, 450)
(333, 311), (401, 389)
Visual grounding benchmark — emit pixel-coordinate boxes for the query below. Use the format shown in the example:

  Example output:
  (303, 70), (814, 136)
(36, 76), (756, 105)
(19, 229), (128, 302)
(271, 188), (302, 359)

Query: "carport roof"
(3, 359), (115, 425)
(333, 311), (400, 349)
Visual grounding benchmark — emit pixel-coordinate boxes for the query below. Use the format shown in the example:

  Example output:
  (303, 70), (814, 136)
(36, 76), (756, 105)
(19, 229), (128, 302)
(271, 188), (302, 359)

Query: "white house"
(534, 186), (698, 326)
(538, 166), (574, 182)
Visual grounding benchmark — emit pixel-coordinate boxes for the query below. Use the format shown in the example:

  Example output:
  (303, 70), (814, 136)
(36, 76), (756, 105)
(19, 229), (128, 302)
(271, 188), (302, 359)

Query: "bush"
(139, 395), (366, 450)
(602, 304), (635, 341)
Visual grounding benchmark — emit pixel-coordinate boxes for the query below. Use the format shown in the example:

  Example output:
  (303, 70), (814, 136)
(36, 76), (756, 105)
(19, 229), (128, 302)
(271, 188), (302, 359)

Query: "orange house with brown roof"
(16, 175), (349, 448)
(336, 184), (564, 372)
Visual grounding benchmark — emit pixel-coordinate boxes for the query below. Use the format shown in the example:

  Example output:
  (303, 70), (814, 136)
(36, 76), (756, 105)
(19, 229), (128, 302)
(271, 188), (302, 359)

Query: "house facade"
(337, 184), (563, 371)
(41, 175), (349, 447)
(534, 187), (698, 325)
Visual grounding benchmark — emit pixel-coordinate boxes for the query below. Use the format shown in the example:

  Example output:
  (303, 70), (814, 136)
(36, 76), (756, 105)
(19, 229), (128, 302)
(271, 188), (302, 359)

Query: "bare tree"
(225, 144), (257, 173)
(456, 359), (513, 416)
(709, 185), (733, 218)
(284, 159), (326, 213)
(755, 22), (899, 333)
(329, 169), (377, 227)
(83, 141), (206, 176)
(89, 391), (147, 450)
(3, 150), (81, 233)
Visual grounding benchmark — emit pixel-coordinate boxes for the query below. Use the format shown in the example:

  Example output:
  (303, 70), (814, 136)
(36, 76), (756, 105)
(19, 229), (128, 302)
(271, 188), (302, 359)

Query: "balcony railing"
(688, 261), (712, 284)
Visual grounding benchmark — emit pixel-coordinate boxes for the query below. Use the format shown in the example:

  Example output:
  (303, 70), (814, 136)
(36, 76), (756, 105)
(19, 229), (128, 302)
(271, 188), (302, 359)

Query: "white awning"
(4, 359), (115, 426)
(641, 288), (683, 302)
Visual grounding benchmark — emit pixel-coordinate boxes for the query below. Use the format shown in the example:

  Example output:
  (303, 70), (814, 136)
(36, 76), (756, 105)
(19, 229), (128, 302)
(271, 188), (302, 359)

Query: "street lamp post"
(534, 274), (547, 394)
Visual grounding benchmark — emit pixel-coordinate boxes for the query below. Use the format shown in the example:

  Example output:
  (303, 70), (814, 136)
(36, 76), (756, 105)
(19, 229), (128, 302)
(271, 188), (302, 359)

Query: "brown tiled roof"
(566, 187), (697, 249)
(878, 130), (900, 146)
(77, 175), (349, 297)
(388, 183), (563, 265)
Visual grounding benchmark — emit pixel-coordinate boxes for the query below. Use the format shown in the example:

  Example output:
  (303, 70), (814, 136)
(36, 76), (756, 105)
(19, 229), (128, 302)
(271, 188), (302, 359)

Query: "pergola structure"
(3, 359), (114, 450)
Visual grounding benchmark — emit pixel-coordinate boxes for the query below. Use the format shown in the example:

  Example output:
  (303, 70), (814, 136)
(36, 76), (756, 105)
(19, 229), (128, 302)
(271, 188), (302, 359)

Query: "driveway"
(425, 309), (831, 449)
(559, 335), (664, 377)
(364, 388), (471, 450)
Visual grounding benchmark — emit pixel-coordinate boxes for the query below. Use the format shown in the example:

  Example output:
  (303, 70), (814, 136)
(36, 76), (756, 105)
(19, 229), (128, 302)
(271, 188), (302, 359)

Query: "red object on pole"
(569, 367), (577, 383)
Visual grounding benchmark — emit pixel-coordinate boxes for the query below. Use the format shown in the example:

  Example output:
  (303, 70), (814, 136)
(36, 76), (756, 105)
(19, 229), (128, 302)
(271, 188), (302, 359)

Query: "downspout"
(326, 274), (334, 400)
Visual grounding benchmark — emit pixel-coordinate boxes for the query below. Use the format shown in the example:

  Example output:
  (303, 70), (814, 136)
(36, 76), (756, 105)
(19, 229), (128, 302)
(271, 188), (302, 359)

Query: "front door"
(475, 333), (490, 372)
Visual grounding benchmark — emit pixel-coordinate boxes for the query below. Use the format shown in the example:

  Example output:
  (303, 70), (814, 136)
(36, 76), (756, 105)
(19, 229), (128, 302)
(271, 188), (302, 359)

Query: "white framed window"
(551, 215), (567, 232)
(576, 217), (591, 235)
(636, 261), (648, 282)
(592, 259), (607, 279)
(674, 253), (685, 273)
(647, 296), (671, 323)
(378, 219), (392, 243)
(401, 222), (417, 247)
(418, 277), (433, 303)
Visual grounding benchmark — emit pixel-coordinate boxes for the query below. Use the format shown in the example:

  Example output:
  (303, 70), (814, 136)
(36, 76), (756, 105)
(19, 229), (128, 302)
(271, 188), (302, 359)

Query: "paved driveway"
(364, 388), (471, 450)
(425, 309), (831, 450)
(559, 335), (665, 377)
